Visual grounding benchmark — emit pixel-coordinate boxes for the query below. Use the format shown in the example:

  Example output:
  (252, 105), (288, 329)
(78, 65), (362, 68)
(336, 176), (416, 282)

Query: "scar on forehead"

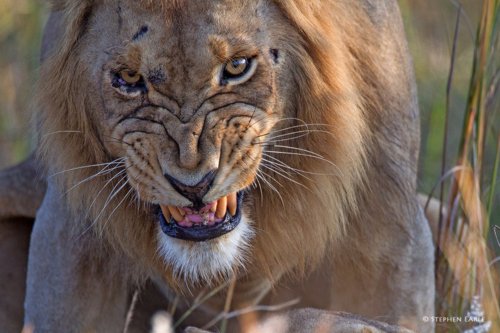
(132, 25), (149, 41)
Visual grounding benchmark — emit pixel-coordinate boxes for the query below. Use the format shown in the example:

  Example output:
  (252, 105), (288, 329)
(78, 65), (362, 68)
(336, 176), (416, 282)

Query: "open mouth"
(158, 192), (244, 242)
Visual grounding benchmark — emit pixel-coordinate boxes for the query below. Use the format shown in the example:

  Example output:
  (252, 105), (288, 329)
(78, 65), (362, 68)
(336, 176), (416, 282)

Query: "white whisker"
(256, 170), (285, 207)
(269, 144), (326, 159)
(264, 149), (342, 177)
(50, 157), (126, 178)
(101, 187), (134, 232)
(63, 160), (126, 196)
(261, 154), (314, 181)
(42, 130), (82, 139)
(262, 152), (336, 177)
(85, 169), (128, 218)
(256, 121), (332, 138)
(249, 116), (307, 131)
(255, 176), (264, 199)
(260, 162), (310, 191)
(76, 174), (129, 240)
(93, 175), (130, 225)
(264, 129), (334, 142)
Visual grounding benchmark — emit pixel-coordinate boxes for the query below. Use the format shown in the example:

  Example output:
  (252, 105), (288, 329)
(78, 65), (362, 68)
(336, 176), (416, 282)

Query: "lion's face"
(42, 0), (369, 284)
(71, 0), (296, 280)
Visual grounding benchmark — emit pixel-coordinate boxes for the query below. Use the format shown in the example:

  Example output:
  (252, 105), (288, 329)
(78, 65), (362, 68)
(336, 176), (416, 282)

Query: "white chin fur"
(156, 215), (253, 284)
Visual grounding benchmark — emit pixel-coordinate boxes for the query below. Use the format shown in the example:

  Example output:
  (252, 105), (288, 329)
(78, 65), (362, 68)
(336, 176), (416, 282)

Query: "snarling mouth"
(158, 192), (244, 242)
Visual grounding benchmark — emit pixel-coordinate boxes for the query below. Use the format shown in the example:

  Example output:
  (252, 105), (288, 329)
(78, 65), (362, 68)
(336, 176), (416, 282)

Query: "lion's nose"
(165, 171), (217, 209)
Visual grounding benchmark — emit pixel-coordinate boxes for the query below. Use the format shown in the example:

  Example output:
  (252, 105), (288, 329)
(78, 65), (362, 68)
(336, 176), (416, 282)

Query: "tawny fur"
(0, 0), (435, 332)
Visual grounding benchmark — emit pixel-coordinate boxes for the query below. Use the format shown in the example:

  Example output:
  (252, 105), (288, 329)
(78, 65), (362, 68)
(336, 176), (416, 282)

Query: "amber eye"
(111, 69), (147, 95)
(119, 70), (142, 84)
(225, 58), (249, 76)
(221, 57), (257, 86)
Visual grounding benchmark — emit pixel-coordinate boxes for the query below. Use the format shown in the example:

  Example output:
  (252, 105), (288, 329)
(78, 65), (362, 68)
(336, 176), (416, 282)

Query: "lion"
(0, 0), (435, 332)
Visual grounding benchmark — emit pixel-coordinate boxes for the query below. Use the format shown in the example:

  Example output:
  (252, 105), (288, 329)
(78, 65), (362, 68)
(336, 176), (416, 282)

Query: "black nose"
(165, 171), (217, 209)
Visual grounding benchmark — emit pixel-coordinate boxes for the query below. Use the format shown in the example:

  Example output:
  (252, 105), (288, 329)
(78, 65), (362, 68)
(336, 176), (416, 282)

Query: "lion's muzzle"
(158, 170), (244, 241)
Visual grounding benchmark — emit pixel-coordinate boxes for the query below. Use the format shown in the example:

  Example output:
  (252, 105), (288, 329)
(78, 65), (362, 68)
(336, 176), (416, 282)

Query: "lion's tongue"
(160, 193), (237, 228)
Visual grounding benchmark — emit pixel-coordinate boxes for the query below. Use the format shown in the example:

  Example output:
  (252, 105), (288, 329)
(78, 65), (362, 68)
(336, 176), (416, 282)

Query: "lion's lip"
(158, 192), (244, 242)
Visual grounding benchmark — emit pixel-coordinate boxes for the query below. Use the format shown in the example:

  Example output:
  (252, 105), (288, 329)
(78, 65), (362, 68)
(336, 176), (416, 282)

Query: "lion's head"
(38, 0), (389, 286)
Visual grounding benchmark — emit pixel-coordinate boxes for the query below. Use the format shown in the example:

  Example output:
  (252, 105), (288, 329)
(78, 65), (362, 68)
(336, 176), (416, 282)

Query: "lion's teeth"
(160, 205), (171, 222)
(168, 205), (184, 222)
(207, 213), (216, 226)
(227, 192), (237, 216)
(177, 207), (186, 217)
(215, 196), (227, 219)
(210, 201), (217, 213)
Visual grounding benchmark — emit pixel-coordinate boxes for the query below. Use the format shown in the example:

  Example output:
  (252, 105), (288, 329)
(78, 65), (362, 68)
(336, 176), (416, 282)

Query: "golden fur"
(38, 0), (378, 280)
(0, 0), (434, 331)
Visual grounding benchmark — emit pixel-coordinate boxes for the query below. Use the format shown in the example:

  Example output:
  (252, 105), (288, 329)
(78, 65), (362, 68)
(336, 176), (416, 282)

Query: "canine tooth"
(211, 201), (217, 213)
(160, 205), (171, 221)
(168, 205), (184, 222)
(177, 207), (186, 217)
(227, 192), (237, 216)
(215, 196), (227, 219)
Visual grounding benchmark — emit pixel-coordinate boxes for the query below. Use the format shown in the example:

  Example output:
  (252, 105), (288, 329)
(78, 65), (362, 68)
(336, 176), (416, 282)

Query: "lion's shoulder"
(0, 155), (46, 220)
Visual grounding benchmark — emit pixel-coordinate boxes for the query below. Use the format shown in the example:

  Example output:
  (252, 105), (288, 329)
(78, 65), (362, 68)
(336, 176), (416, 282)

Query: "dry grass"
(428, 1), (500, 332)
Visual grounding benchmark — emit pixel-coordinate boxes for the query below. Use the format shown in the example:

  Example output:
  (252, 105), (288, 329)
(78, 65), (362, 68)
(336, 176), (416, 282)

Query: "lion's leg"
(262, 203), (435, 333)
(0, 155), (47, 331)
(329, 205), (435, 332)
(24, 182), (129, 332)
(0, 218), (33, 333)
(0, 155), (46, 221)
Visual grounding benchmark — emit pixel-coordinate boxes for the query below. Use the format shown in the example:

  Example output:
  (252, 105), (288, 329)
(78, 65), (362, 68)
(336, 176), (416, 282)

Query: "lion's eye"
(111, 70), (147, 95)
(120, 70), (141, 84)
(221, 57), (257, 86)
(225, 58), (248, 76)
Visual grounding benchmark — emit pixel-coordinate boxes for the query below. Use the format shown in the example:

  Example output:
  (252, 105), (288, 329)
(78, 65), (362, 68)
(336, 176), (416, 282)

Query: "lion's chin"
(156, 214), (254, 283)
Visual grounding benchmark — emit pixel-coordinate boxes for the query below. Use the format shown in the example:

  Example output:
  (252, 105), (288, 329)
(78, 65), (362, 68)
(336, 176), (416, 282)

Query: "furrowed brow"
(209, 35), (258, 62)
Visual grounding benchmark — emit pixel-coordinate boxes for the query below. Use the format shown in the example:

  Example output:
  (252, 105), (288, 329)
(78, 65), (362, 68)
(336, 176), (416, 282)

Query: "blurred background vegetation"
(0, 0), (45, 167)
(0, 0), (498, 331)
(399, 0), (499, 225)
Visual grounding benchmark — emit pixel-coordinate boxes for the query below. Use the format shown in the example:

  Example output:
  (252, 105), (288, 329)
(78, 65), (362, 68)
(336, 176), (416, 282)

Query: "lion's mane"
(37, 0), (418, 285)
